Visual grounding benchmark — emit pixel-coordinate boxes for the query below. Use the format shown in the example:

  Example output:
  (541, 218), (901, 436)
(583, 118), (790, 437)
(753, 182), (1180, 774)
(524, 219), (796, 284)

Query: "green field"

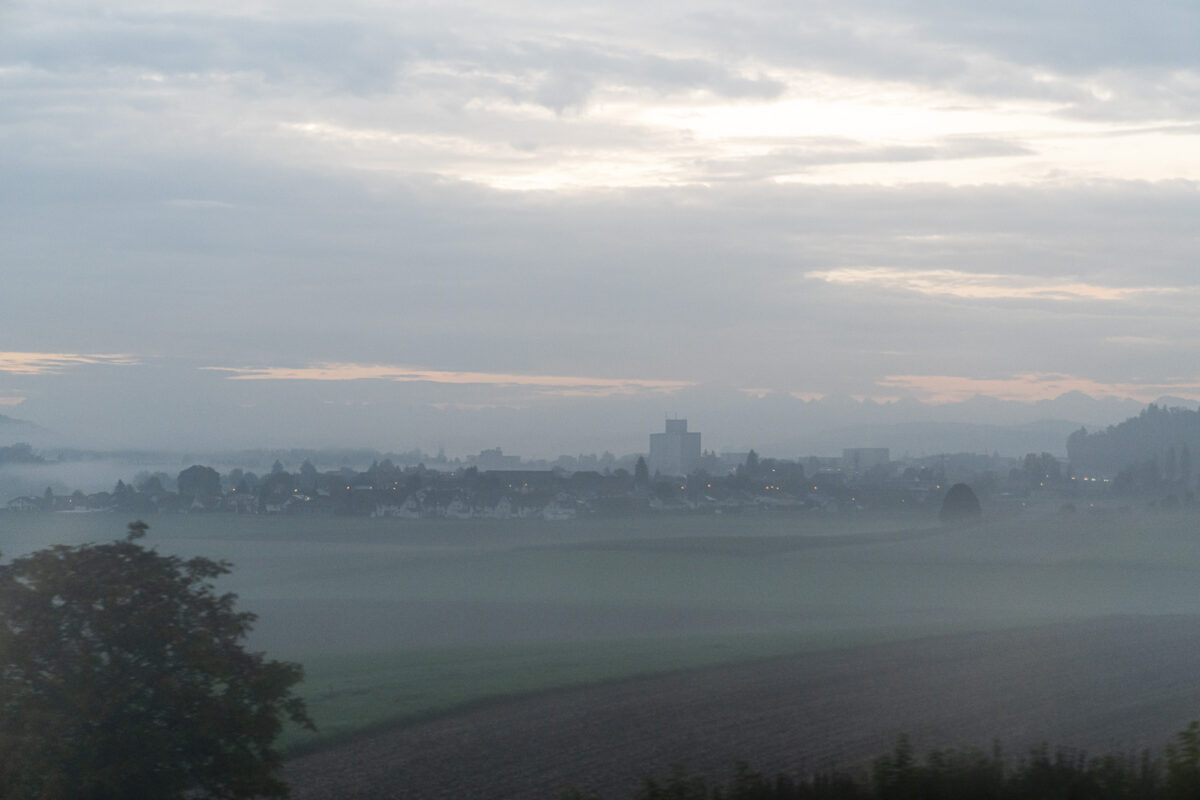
(4, 509), (1200, 752)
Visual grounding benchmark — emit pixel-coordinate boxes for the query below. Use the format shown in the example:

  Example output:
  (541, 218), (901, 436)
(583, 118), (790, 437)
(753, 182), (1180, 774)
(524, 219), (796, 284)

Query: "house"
(6, 496), (39, 512)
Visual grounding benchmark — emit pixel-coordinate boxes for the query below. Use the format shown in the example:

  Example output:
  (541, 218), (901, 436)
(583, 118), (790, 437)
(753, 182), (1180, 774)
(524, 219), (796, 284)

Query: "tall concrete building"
(842, 447), (890, 474)
(649, 418), (701, 477)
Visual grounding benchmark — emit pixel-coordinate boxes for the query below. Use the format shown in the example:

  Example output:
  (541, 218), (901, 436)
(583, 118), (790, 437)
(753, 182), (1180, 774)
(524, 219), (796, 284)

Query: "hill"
(1067, 403), (1200, 479)
(0, 414), (51, 447)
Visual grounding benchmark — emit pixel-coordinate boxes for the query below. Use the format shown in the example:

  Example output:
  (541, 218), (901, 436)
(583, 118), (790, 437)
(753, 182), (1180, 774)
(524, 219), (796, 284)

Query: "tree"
(178, 464), (222, 508)
(0, 443), (43, 465)
(744, 449), (760, 477)
(257, 469), (295, 511)
(1021, 452), (1061, 490)
(136, 473), (166, 495)
(299, 459), (318, 493)
(634, 456), (650, 489)
(0, 522), (312, 800)
(939, 483), (982, 524)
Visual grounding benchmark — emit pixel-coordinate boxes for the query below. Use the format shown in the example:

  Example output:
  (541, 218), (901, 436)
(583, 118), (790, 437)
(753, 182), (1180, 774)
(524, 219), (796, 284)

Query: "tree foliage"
(742, 449), (760, 478)
(1068, 404), (1200, 482)
(634, 456), (651, 489)
(938, 483), (982, 524)
(0, 521), (312, 800)
(177, 464), (222, 507)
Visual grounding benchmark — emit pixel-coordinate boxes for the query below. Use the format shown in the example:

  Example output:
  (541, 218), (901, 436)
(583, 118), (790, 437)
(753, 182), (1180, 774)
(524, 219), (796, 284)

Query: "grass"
(283, 635), (832, 752)
(282, 616), (1041, 753)
(9, 508), (1200, 754)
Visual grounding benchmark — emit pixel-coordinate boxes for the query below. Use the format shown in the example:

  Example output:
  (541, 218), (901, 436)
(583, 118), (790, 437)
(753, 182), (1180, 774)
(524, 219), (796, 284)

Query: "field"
(5, 508), (1200, 789)
(283, 615), (1200, 799)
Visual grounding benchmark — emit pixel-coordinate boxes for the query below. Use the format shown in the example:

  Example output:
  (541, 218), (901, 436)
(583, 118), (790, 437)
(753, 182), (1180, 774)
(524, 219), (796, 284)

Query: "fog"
(0, 459), (176, 500)
(9, 512), (1199, 657)
(9, 488), (1200, 792)
(0, 449), (389, 503)
(5, 0), (1200, 793)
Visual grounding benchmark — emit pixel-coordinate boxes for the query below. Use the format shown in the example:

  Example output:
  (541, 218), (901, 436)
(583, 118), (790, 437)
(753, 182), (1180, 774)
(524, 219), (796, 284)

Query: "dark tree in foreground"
(938, 482), (982, 524)
(0, 521), (312, 800)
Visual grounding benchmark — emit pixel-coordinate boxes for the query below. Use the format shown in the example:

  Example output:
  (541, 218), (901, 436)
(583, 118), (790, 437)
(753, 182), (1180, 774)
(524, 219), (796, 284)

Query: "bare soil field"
(284, 615), (1200, 800)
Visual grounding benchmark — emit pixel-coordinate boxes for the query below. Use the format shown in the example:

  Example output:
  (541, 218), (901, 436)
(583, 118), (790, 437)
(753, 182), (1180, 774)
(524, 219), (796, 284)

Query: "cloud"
(0, 396), (26, 407)
(891, 1), (1200, 75)
(4, 2), (1200, 452)
(1103, 335), (1175, 347)
(0, 353), (139, 375)
(691, 136), (1036, 182)
(0, 4), (783, 107)
(203, 363), (693, 397)
(681, 2), (1200, 119)
(805, 267), (1184, 302)
(5, 0), (1200, 195)
(0, 9), (411, 93)
(4, 158), (1198, 404)
(165, 198), (236, 209)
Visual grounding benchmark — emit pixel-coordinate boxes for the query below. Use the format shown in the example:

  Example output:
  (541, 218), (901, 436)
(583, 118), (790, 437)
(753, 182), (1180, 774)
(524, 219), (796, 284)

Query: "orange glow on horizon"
(0, 352), (139, 375)
(805, 267), (1182, 302)
(203, 362), (693, 396)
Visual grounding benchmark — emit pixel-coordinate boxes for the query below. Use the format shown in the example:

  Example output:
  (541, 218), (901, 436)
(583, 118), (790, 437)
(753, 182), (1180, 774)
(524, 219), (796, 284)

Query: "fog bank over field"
(10, 504), (1200, 773)
(9, 513), (1200, 657)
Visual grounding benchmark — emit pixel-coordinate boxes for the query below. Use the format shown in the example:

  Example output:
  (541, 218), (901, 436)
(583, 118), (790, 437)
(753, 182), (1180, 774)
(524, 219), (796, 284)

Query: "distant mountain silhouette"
(0, 413), (52, 446)
(0, 413), (39, 430)
(796, 419), (1084, 459)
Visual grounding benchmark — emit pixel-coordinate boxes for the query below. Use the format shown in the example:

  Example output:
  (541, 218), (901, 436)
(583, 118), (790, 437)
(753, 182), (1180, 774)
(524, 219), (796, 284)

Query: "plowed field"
(284, 615), (1200, 799)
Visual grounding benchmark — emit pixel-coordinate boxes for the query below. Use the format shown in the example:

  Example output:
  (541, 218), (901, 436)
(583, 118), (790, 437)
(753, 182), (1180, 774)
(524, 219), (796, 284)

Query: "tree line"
(1068, 404), (1200, 487)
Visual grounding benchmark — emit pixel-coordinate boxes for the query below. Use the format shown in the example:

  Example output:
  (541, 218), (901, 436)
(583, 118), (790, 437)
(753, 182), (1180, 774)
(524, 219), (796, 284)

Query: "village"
(4, 418), (1141, 520)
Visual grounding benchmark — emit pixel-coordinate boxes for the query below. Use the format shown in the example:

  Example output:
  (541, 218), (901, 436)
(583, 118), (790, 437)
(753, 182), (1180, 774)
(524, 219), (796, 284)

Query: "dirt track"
(284, 616), (1200, 799)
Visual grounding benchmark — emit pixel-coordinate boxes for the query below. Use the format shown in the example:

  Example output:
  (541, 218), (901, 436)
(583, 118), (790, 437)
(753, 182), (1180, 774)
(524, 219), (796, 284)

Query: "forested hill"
(1067, 404), (1200, 479)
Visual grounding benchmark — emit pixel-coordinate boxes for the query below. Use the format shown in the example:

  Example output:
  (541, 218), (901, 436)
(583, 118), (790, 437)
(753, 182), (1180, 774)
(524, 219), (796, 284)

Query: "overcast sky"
(3, 1), (1199, 456)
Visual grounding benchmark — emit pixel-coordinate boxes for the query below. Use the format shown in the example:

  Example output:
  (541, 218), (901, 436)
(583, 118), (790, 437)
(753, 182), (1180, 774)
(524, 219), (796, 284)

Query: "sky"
(2, 0), (1200, 456)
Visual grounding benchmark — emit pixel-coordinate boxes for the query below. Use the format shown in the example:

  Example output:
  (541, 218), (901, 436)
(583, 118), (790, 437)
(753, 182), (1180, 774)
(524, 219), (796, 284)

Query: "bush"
(576, 724), (1200, 799)
(938, 483), (982, 524)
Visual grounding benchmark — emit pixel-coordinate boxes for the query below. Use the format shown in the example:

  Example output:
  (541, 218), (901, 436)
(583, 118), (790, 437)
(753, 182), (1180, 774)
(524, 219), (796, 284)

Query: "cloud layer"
(2, 1), (1199, 452)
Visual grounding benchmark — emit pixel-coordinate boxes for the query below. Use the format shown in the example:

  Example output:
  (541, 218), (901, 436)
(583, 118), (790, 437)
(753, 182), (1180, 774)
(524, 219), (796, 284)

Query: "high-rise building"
(649, 418), (701, 477)
(841, 447), (890, 474)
